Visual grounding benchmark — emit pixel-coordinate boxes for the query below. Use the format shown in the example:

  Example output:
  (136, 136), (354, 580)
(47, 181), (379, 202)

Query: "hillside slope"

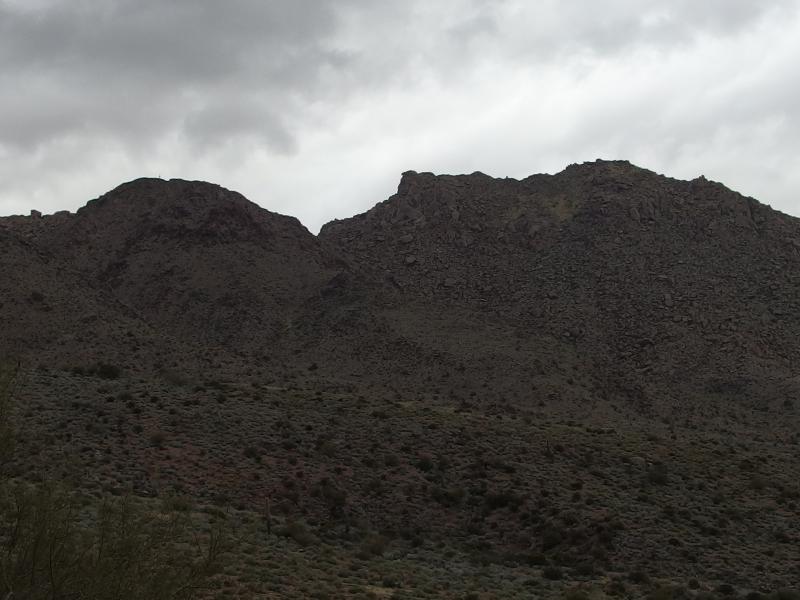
(2, 161), (799, 597)
(7, 178), (341, 350)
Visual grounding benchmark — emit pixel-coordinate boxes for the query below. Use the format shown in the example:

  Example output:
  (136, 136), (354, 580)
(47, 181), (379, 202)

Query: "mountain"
(317, 160), (800, 406)
(2, 161), (799, 598)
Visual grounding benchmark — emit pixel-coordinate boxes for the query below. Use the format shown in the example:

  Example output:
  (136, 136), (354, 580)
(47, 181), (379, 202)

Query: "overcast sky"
(1, 0), (799, 232)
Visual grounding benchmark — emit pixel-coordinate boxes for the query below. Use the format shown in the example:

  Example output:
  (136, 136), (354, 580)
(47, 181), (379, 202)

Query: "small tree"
(0, 359), (228, 599)
(0, 482), (227, 599)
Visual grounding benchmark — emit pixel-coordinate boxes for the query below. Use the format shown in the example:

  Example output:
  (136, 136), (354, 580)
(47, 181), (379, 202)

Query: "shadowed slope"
(30, 178), (341, 347)
(316, 160), (800, 407)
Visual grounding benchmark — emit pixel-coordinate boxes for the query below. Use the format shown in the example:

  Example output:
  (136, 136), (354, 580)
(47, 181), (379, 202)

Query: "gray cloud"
(181, 96), (296, 154)
(0, 0), (352, 151)
(0, 0), (799, 230)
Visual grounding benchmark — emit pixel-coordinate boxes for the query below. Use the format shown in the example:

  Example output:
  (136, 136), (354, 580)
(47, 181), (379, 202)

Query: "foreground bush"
(0, 361), (226, 599)
(0, 483), (226, 599)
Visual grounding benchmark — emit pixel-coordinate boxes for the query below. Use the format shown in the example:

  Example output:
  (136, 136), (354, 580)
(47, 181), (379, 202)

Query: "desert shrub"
(606, 578), (628, 597)
(715, 584), (736, 596)
(243, 445), (261, 462)
(277, 519), (316, 546)
(525, 552), (547, 566)
(416, 455), (434, 472)
(541, 525), (565, 551)
(71, 363), (122, 380)
(431, 485), (465, 507)
(543, 565), (563, 580)
(358, 533), (389, 558)
(484, 489), (523, 511)
(645, 463), (669, 486)
(158, 367), (188, 387)
(648, 586), (688, 600)
(96, 363), (122, 379)
(312, 478), (347, 519)
(163, 493), (194, 513)
(315, 437), (337, 458)
(574, 561), (596, 576)
(628, 570), (650, 584)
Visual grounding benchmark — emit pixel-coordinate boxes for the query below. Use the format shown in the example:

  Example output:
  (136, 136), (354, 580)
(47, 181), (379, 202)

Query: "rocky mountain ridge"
(3, 160), (800, 397)
(2, 160), (800, 595)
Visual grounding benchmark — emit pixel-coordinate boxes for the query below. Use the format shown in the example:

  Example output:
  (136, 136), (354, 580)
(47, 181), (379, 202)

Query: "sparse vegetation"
(70, 362), (122, 380)
(3, 165), (800, 597)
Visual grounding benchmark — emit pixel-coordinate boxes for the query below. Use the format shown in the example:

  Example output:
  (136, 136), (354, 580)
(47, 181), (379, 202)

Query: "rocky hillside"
(317, 160), (800, 407)
(2, 161), (800, 597)
(0, 224), (169, 368)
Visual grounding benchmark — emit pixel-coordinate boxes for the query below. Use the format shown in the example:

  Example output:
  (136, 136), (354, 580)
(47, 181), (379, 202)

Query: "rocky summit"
(1, 160), (799, 599)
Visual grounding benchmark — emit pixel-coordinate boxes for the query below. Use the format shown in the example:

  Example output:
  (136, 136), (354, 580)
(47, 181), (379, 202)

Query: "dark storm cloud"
(0, 0), (353, 151)
(0, 0), (340, 82)
(0, 0), (799, 227)
(0, 0), (790, 151)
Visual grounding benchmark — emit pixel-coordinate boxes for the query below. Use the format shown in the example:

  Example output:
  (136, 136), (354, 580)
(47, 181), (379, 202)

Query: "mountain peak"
(82, 177), (254, 217)
(62, 177), (322, 251)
